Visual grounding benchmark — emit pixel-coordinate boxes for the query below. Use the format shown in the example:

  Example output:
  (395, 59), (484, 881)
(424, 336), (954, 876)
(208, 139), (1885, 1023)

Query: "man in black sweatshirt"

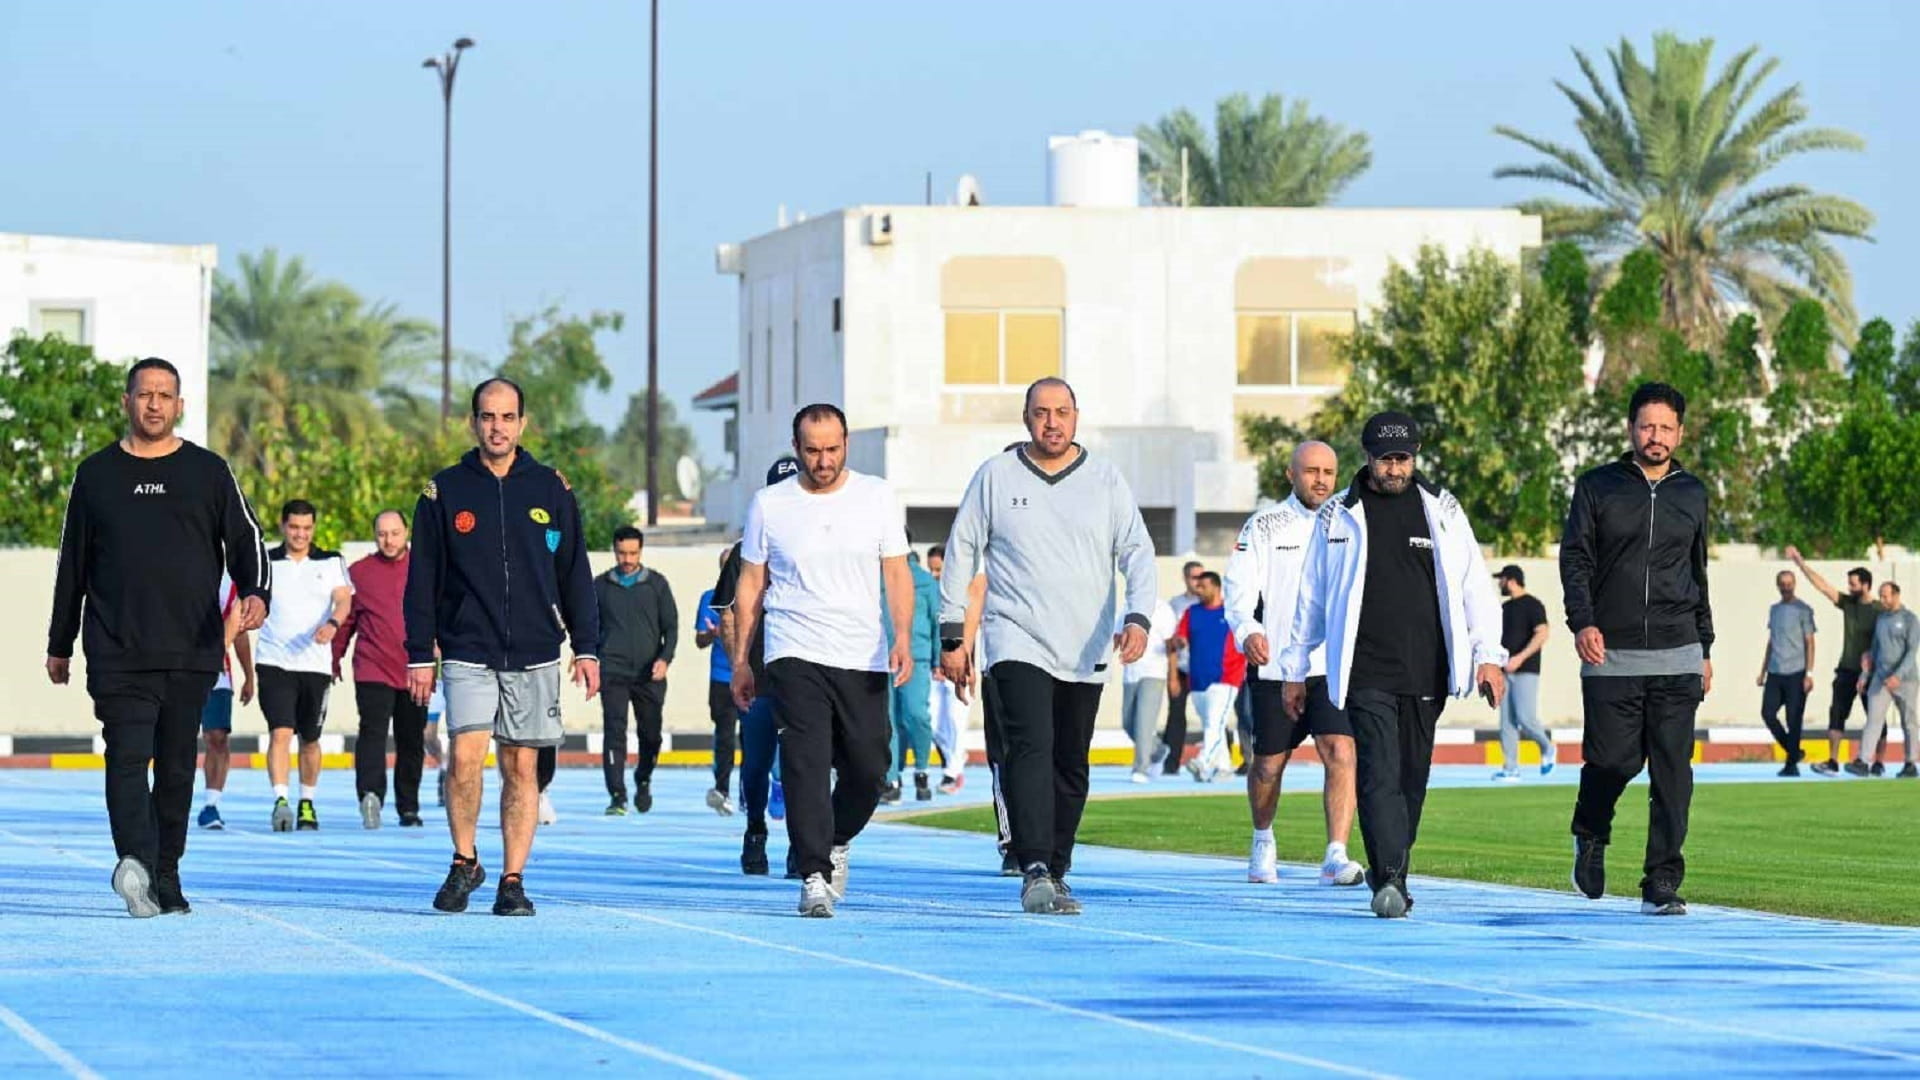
(46, 358), (271, 918)
(1561, 382), (1715, 916)
(594, 524), (679, 815)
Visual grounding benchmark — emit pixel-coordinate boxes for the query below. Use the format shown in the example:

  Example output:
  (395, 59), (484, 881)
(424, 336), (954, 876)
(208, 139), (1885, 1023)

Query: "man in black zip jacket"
(46, 358), (271, 918)
(405, 377), (601, 917)
(1560, 381), (1714, 917)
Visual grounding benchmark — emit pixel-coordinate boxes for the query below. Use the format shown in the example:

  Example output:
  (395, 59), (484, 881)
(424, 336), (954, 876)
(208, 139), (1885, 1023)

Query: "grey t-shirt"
(1871, 607), (1919, 684)
(1766, 598), (1817, 675)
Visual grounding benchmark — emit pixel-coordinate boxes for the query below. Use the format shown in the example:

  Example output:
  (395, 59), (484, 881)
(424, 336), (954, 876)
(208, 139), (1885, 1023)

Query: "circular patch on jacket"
(454, 510), (477, 534)
(529, 507), (552, 524)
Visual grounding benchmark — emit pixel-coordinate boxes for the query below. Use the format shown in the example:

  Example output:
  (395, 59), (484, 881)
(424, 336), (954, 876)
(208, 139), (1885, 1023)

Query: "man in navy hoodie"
(405, 377), (601, 917)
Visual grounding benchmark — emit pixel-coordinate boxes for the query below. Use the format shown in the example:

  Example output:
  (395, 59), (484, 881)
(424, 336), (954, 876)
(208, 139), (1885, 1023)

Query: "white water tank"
(1046, 130), (1139, 208)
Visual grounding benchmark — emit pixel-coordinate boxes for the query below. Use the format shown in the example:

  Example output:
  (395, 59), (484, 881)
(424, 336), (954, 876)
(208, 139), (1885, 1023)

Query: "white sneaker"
(1150, 742), (1170, 771)
(360, 791), (382, 829)
(1129, 770), (1151, 784)
(1540, 743), (1558, 777)
(828, 844), (850, 898)
(798, 873), (835, 918)
(537, 792), (558, 826)
(1320, 851), (1365, 887)
(1492, 768), (1522, 783)
(1247, 835), (1279, 883)
(705, 788), (736, 816)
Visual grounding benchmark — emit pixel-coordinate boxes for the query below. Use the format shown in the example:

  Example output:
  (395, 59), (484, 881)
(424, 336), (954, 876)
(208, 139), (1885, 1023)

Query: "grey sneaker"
(798, 873), (835, 918)
(1370, 882), (1409, 919)
(706, 788), (736, 816)
(360, 792), (382, 830)
(1020, 865), (1056, 914)
(828, 844), (850, 898)
(270, 797), (294, 833)
(1049, 877), (1082, 915)
(111, 856), (161, 918)
(1844, 759), (1871, 777)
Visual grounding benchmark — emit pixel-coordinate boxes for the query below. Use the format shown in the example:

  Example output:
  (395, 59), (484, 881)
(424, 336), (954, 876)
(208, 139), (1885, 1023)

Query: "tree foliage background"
(0, 334), (128, 545)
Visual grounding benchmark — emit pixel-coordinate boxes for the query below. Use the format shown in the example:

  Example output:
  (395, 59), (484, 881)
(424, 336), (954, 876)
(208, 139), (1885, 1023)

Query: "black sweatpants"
(1160, 683), (1190, 775)
(1571, 673), (1701, 896)
(708, 681), (739, 790)
(1345, 688), (1442, 895)
(767, 658), (891, 880)
(600, 676), (666, 799)
(989, 661), (1105, 878)
(983, 672), (1010, 855)
(89, 669), (216, 873)
(353, 682), (428, 815)
(1761, 672), (1808, 764)
(538, 745), (556, 792)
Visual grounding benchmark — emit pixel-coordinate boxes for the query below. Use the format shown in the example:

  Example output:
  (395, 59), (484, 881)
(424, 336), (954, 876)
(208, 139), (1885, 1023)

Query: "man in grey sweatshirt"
(939, 378), (1158, 915)
(1849, 582), (1918, 777)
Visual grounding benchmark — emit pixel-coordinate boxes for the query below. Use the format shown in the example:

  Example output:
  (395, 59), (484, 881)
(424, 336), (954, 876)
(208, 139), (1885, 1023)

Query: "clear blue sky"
(4, 1), (1913, 464)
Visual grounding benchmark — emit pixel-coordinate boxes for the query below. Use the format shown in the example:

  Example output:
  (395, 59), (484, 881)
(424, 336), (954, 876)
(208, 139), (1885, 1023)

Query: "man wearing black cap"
(1494, 565), (1556, 781)
(1282, 411), (1507, 918)
(1561, 382), (1713, 916)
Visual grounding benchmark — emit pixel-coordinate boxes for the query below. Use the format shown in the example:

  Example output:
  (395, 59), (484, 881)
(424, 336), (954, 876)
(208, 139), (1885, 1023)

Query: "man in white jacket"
(1282, 412), (1507, 918)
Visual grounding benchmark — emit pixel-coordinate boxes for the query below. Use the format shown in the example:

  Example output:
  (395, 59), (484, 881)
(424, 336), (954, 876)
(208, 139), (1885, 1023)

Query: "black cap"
(1495, 564), (1525, 585)
(765, 456), (801, 486)
(1361, 411), (1420, 457)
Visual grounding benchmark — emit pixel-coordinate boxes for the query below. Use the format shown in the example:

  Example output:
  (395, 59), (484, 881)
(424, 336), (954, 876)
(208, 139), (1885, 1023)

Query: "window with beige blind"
(1235, 310), (1355, 387)
(941, 256), (1066, 387)
(31, 304), (90, 345)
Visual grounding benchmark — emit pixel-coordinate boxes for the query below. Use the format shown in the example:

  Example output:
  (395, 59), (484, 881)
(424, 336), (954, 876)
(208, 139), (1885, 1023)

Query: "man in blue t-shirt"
(695, 563), (739, 814)
(1175, 571), (1246, 783)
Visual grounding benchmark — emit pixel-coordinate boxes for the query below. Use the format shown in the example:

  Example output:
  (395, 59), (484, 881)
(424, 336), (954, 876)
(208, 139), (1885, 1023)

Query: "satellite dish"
(955, 173), (984, 206)
(675, 455), (702, 501)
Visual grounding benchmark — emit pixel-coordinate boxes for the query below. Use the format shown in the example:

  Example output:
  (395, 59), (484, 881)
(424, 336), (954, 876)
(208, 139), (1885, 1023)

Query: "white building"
(1, 232), (218, 445)
(705, 134), (1540, 552)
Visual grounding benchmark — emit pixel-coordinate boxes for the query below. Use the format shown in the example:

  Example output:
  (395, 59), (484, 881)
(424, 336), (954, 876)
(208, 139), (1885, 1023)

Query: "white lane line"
(0, 828), (742, 1080)
(0, 1004), (103, 1080)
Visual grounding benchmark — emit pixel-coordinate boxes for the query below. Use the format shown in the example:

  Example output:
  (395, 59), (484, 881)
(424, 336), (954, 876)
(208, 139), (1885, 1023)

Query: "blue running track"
(3, 765), (1918, 1077)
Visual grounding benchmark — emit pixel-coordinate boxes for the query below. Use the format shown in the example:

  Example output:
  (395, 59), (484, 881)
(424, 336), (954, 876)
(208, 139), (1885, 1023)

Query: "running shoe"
(829, 844), (850, 898)
(913, 772), (933, 802)
(1641, 879), (1687, 916)
(492, 873), (535, 916)
(768, 780), (785, 822)
(1248, 834), (1279, 884)
(1899, 764), (1919, 779)
(606, 797), (629, 817)
(706, 788), (736, 816)
(398, 812), (425, 827)
(999, 849), (1020, 877)
(1371, 881), (1409, 919)
(798, 873), (835, 918)
(537, 792), (558, 826)
(1540, 743), (1558, 777)
(155, 865), (190, 915)
(197, 803), (224, 830)
(634, 781), (654, 814)
(111, 856), (160, 918)
(1572, 835), (1606, 899)
(1129, 770), (1151, 784)
(879, 781), (903, 805)
(1320, 851), (1365, 887)
(433, 854), (486, 913)
(360, 792), (382, 830)
(1778, 761), (1801, 777)
(1019, 864), (1056, 914)
(938, 773), (965, 796)
(1871, 762), (1887, 777)
(296, 798), (319, 831)
(1844, 759), (1871, 777)
(741, 831), (769, 875)
(270, 796), (293, 832)
(1492, 768), (1522, 783)
(1810, 760), (1839, 776)
(1049, 877), (1082, 915)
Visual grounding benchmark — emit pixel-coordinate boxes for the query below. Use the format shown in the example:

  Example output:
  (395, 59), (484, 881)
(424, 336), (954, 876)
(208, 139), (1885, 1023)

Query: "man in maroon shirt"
(334, 509), (429, 828)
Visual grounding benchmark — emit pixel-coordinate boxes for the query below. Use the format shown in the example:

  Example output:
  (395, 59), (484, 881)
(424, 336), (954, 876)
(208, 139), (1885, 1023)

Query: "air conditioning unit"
(714, 243), (744, 275)
(864, 211), (894, 246)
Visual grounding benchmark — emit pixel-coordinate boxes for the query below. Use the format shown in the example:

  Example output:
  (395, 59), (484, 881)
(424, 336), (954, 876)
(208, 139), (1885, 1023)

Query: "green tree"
(1138, 92), (1371, 207)
(1495, 33), (1872, 343)
(1244, 246), (1583, 554)
(0, 334), (127, 546)
(1538, 241), (1594, 345)
(1892, 321), (1920, 414)
(491, 307), (635, 540)
(604, 392), (700, 502)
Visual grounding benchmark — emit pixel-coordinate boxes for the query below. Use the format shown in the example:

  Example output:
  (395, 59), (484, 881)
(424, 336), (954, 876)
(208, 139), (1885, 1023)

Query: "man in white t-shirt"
(730, 403), (915, 918)
(255, 499), (353, 832)
(1119, 600), (1178, 782)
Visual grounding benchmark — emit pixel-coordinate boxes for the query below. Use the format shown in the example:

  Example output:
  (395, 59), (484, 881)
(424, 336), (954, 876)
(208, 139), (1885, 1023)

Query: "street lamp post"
(645, 0), (660, 525)
(423, 37), (474, 421)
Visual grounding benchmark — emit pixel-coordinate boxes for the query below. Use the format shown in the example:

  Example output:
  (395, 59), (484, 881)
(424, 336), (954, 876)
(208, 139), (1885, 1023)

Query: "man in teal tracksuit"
(883, 550), (942, 802)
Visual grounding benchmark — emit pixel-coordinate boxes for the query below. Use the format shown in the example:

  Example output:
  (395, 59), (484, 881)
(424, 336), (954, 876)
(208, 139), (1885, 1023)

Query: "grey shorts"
(442, 663), (564, 748)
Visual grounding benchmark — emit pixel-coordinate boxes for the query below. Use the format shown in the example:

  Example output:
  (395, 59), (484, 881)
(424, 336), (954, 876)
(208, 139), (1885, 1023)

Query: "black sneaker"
(296, 799), (319, 831)
(1899, 764), (1918, 779)
(880, 782), (903, 805)
(784, 848), (802, 880)
(492, 873), (535, 916)
(741, 831), (770, 876)
(433, 854), (486, 913)
(155, 865), (190, 915)
(1020, 864), (1056, 914)
(1810, 760), (1839, 776)
(605, 796), (629, 817)
(398, 812), (425, 827)
(1778, 761), (1800, 777)
(1845, 759), (1871, 777)
(913, 772), (933, 802)
(999, 849), (1020, 877)
(633, 782), (653, 813)
(1572, 835), (1606, 899)
(1641, 879), (1688, 916)
(1871, 762), (1887, 777)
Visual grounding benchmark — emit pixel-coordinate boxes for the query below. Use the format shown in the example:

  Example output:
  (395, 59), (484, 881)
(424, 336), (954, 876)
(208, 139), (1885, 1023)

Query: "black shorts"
(1249, 675), (1351, 756)
(258, 666), (331, 743)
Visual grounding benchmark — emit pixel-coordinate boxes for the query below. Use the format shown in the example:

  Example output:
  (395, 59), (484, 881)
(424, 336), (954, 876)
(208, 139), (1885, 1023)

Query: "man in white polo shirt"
(729, 403), (915, 918)
(255, 499), (353, 832)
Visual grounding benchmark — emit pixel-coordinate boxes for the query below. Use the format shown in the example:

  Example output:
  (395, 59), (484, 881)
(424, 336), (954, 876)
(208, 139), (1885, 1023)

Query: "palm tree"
(1137, 93), (1371, 207)
(1495, 33), (1872, 344)
(210, 249), (437, 473)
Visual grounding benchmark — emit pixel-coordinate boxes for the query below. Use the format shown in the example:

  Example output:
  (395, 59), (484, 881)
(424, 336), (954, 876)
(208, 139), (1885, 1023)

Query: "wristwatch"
(940, 637), (964, 653)
(326, 618), (342, 629)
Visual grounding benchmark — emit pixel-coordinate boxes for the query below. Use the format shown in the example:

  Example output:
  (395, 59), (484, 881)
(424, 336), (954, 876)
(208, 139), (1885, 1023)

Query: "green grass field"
(904, 782), (1920, 925)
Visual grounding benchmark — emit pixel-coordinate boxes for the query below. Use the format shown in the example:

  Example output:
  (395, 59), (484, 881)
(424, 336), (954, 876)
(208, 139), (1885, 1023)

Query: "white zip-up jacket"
(1223, 493), (1323, 682)
(1280, 474), (1507, 707)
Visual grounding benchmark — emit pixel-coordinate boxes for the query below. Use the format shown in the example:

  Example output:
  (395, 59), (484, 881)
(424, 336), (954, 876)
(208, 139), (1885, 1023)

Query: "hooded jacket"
(1558, 453), (1714, 658)
(1280, 471), (1506, 707)
(404, 447), (599, 672)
